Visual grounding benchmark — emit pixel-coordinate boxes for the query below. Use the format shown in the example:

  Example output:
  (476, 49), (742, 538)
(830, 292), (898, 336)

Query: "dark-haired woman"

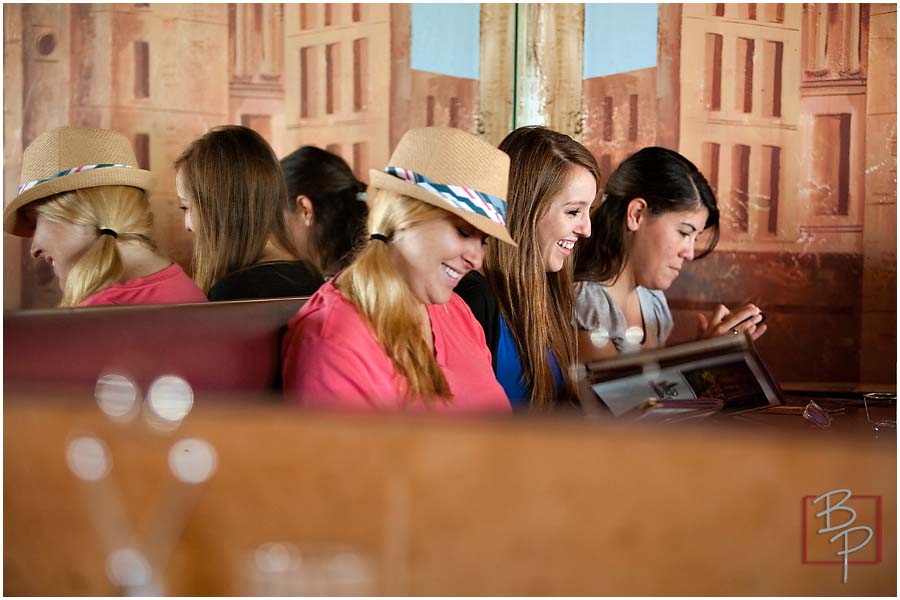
(457, 126), (600, 410)
(280, 146), (369, 278)
(573, 146), (766, 362)
(175, 126), (324, 300)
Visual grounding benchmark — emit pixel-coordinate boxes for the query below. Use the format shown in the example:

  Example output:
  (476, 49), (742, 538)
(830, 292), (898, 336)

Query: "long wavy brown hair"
(484, 126), (600, 409)
(175, 125), (300, 292)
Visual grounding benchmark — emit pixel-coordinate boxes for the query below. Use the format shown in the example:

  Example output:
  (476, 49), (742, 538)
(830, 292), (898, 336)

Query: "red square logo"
(802, 491), (881, 566)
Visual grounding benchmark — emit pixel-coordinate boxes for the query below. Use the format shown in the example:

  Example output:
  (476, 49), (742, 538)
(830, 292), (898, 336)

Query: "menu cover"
(576, 333), (784, 420)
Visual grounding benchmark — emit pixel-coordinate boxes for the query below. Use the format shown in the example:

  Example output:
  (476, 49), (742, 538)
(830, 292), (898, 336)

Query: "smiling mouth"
(443, 264), (463, 281)
(557, 240), (575, 251)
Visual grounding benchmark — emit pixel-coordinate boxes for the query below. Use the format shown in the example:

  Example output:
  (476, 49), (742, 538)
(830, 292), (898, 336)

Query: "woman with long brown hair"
(456, 126), (600, 410)
(175, 125), (324, 300)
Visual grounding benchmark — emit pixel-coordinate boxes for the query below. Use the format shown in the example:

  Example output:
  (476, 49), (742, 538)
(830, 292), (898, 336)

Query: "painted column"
(477, 4), (515, 146)
(514, 4), (584, 138)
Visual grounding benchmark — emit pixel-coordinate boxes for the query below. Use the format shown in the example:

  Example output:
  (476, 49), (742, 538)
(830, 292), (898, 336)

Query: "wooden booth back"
(3, 297), (307, 398)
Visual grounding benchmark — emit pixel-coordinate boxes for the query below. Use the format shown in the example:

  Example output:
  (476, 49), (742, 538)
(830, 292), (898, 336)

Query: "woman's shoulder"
(574, 279), (612, 302)
(79, 263), (206, 306)
(209, 260), (324, 301)
(287, 282), (367, 339)
(574, 280), (618, 330)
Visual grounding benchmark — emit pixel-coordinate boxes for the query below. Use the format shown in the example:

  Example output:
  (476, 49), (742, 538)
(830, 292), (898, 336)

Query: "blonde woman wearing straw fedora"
(3, 126), (207, 307)
(282, 127), (515, 412)
(456, 126), (600, 411)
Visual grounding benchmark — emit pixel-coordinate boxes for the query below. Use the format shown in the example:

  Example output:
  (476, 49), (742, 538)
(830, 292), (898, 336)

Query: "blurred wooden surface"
(4, 392), (896, 595)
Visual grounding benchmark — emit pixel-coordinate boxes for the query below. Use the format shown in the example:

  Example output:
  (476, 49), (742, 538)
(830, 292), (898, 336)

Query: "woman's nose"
(463, 239), (484, 271)
(575, 212), (591, 238)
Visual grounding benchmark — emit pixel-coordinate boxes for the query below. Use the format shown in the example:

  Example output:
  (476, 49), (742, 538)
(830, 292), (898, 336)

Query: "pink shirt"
(282, 281), (510, 414)
(79, 263), (207, 307)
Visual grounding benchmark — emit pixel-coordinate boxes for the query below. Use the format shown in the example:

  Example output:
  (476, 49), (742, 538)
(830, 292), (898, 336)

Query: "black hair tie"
(99, 227), (118, 239)
(370, 233), (389, 243)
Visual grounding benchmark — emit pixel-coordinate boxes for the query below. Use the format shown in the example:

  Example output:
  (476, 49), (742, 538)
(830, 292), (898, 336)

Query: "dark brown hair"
(281, 146), (368, 277)
(574, 146), (719, 284)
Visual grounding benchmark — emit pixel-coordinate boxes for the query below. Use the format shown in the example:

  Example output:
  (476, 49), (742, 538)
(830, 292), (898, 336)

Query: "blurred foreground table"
(4, 388), (896, 595)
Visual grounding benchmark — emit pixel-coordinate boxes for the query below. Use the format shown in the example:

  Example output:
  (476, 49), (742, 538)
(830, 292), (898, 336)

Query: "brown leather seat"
(3, 297), (307, 398)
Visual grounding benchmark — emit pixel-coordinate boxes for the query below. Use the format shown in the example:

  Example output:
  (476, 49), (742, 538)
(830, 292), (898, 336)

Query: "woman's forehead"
(655, 204), (709, 224)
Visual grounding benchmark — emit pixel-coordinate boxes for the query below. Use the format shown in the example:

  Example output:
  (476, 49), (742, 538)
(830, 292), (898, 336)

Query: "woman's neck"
(117, 240), (171, 280)
(256, 239), (296, 264)
(603, 262), (638, 311)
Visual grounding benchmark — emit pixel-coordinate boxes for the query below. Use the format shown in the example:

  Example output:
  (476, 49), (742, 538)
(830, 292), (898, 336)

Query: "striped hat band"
(384, 166), (507, 226)
(16, 163), (135, 195)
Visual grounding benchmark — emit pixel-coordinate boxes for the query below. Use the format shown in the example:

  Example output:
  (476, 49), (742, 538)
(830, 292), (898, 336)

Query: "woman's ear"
(296, 195), (314, 227)
(626, 198), (648, 232)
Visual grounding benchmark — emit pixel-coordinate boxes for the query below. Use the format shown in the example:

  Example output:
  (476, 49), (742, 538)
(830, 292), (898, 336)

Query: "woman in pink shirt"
(3, 126), (206, 307)
(282, 127), (515, 413)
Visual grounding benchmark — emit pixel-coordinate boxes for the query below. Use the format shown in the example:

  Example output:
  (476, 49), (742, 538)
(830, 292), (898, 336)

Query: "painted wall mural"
(3, 3), (487, 309)
(3, 3), (896, 385)
(581, 3), (896, 384)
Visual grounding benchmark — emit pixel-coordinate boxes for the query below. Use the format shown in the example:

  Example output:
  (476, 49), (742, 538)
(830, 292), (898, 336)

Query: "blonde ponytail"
(335, 192), (451, 403)
(35, 185), (155, 306)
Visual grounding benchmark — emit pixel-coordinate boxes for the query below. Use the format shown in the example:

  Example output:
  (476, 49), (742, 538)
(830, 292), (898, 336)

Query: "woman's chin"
(642, 275), (674, 292)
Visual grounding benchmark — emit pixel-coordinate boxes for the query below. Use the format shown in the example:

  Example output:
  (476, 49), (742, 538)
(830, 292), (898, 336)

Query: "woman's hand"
(697, 303), (767, 341)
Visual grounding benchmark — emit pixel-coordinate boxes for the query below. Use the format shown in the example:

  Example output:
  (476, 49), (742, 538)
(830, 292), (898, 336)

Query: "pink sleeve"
(282, 334), (383, 411)
(78, 289), (112, 306)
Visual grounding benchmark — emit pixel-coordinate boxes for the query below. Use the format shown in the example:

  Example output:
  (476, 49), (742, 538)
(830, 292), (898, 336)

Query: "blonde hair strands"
(35, 185), (155, 306)
(336, 191), (452, 403)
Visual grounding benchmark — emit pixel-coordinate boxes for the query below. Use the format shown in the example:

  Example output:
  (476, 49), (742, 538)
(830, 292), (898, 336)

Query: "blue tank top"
(495, 314), (564, 407)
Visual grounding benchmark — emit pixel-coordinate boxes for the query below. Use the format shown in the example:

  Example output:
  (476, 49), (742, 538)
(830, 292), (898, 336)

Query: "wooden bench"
(3, 297), (307, 399)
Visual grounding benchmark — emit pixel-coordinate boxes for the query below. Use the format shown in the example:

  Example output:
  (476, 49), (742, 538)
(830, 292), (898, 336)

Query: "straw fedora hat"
(368, 127), (515, 246)
(4, 126), (155, 237)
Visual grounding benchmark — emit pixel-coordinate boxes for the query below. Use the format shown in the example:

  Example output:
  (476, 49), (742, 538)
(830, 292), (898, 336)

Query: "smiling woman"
(3, 127), (206, 307)
(456, 126), (601, 411)
(281, 127), (516, 412)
